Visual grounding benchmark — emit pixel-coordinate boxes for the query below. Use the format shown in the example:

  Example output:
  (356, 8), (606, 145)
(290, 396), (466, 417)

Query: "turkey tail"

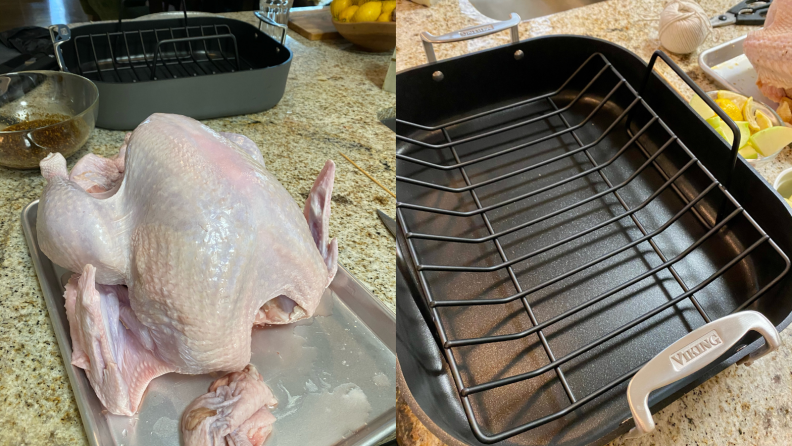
(304, 160), (338, 282)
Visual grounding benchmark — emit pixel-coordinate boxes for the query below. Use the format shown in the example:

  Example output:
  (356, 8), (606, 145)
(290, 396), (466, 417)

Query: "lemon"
(376, 12), (391, 21)
(331, 0), (352, 19)
(357, 0), (374, 4)
(743, 96), (760, 132)
(338, 5), (358, 22)
(717, 90), (747, 109)
(382, 0), (396, 14)
(353, 1), (381, 22)
(756, 109), (773, 130)
(714, 98), (743, 122)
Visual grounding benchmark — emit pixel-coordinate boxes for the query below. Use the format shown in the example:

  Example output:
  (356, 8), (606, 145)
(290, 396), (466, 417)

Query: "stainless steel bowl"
(0, 71), (98, 169)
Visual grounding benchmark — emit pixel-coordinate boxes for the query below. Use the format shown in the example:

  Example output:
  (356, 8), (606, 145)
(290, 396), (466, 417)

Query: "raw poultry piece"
(38, 113), (338, 415)
(181, 365), (277, 446)
(744, 0), (792, 102)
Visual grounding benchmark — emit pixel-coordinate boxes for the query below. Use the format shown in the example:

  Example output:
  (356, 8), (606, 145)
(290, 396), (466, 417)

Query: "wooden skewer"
(339, 152), (396, 199)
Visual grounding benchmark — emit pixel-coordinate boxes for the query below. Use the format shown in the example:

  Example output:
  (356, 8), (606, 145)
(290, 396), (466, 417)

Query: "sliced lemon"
(756, 109), (773, 130)
(717, 90), (748, 109)
(714, 98), (743, 122)
(743, 96), (760, 132)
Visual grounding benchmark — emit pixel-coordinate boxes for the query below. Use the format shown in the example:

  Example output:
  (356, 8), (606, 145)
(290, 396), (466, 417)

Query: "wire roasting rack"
(395, 51), (790, 443)
(55, 21), (248, 82)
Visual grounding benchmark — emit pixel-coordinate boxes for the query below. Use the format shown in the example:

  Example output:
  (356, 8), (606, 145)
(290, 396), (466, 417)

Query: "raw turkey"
(37, 113), (338, 417)
(181, 365), (277, 446)
(744, 0), (792, 102)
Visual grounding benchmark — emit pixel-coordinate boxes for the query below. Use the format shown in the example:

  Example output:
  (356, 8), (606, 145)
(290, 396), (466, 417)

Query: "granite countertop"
(394, 0), (792, 444)
(0, 11), (395, 444)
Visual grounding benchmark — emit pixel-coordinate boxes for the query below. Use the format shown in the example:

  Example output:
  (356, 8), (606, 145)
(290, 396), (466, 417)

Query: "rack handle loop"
(639, 50), (741, 190)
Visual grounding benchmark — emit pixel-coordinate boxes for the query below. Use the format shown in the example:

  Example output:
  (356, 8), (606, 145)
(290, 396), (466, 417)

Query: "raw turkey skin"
(37, 113), (337, 415)
(744, 0), (792, 102)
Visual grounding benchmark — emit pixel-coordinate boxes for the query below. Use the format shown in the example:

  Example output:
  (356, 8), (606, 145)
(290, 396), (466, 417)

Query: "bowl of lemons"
(330, 0), (396, 52)
(689, 90), (792, 167)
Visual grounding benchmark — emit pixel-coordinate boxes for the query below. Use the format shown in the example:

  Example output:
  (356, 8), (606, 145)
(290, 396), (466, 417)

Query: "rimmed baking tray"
(698, 35), (777, 107)
(21, 199), (395, 446)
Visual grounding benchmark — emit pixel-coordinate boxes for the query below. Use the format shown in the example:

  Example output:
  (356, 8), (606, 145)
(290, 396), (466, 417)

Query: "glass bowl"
(0, 71), (98, 169)
(705, 91), (785, 168)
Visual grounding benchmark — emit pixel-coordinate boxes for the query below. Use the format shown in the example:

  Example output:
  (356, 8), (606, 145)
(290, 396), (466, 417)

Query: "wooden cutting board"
(288, 7), (343, 41)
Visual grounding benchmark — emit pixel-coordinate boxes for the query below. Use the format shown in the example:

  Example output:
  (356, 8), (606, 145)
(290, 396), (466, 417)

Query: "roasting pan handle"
(639, 50), (741, 191)
(48, 24), (71, 73)
(254, 10), (288, 46)
(625, 310), (780, 438)
(420, 13), (521, 63)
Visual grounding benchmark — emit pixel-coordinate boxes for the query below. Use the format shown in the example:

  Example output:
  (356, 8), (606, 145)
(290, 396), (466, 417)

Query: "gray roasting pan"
(50, 14), (292, 130)
(21, 200), (396, 446)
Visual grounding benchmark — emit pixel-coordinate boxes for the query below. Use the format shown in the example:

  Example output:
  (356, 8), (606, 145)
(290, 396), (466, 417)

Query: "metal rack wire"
(395, 52), (790, 443)
(70, 24), (248, 82)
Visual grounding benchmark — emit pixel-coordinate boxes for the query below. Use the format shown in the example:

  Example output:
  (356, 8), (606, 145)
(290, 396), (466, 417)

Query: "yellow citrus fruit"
(357, 0), (374, 4)
(353, 1), (381, 22)
(376, 12), (390, 21)
(743, 97), (760, 132)
(715, 98), (743, 122)
(338, 5), (358, 22)
(331, 0), (352, 19)
(716, 90), (747, 109)
(381, 0), (396, 15)
(756, 109), (773, 130)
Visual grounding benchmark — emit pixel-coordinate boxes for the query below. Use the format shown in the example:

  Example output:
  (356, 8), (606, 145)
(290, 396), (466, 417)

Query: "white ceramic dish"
(774, 167), (792, 200)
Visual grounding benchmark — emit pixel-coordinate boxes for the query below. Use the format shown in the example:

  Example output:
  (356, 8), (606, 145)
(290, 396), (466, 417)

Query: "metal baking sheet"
(21, 200), (395, 446)
(698, 34), (778, 107)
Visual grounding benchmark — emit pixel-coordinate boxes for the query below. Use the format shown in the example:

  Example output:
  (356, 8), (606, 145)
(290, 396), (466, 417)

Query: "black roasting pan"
(395, 25), (792, 446)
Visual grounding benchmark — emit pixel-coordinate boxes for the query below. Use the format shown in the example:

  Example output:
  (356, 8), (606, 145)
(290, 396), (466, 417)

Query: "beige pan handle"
(625, 310), (780, 438)
(420, 13), (521, 63)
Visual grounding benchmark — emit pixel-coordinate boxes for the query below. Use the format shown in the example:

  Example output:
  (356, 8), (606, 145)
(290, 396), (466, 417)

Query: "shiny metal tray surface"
(21, 200), (396, 446)
(698, 35), (778, 107)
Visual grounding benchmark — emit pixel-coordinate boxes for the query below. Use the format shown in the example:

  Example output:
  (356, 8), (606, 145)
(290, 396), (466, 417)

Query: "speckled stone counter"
(0, 11), (394, 445)
(395, 0), (792, 444)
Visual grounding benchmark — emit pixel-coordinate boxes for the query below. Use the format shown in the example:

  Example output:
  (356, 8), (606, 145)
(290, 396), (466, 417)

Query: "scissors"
(710, 0), (772, 27)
